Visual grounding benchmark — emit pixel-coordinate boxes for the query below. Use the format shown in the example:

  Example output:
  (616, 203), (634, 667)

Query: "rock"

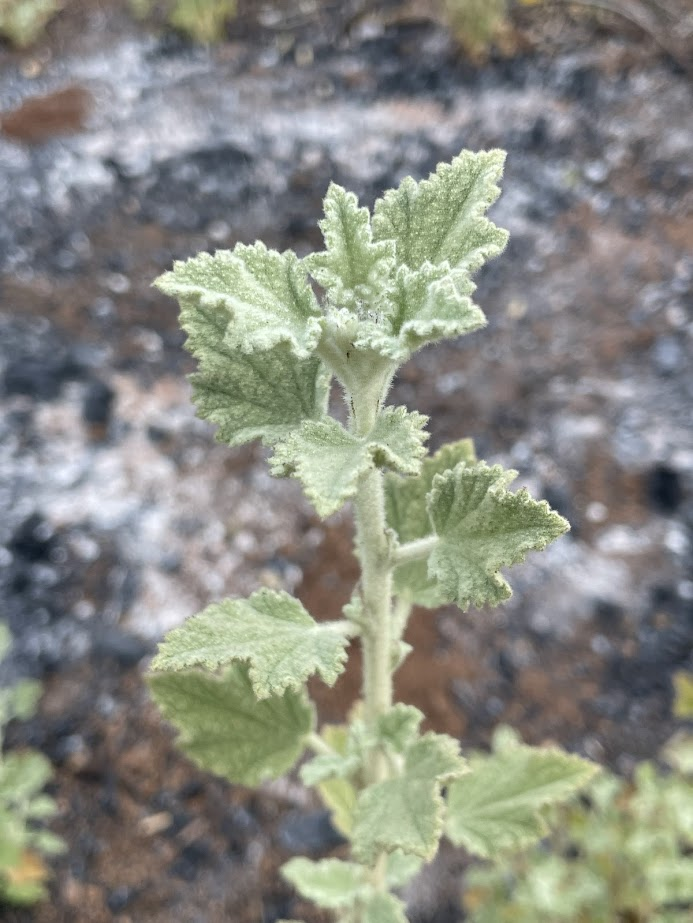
(83, 379), (115, 427)
(8, 513), (55, 562)
(3, 352), (82, 401)
(645, 464), (683, 514)
(92, 627), (152, 668)
(277, 809), (346, 854)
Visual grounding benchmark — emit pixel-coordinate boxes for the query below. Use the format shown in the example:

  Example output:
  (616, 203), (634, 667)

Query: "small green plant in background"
(463, 678), (693, 923)
(148, 149), (599, 921)
(0, 0), (61, 47)
(129, 0), (237, 44)
(442, 0), (513, 59)
(0, 624), (64, 905)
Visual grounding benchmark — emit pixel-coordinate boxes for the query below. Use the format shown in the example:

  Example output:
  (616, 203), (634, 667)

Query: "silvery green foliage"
(462, 725), (691, 923)
(149, 151), (595, 921)
(0, 624), (65, 905)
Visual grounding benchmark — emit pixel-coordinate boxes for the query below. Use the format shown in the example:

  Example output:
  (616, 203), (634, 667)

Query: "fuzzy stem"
(351, 385), (394, 897)
(391, 534), (439, 566)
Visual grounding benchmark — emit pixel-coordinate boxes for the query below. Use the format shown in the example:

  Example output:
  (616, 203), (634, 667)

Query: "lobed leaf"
(372, 149), (508, 273)
(281, 857), (367, 910)
(427, 462), (569, 610)
(363, 892), (409, 922)
(189, 341), (330, 447)
(316, 775), (359, 838)
(446, 744), (598, 858)
(148, 664), (313, 786)
(0, 753), (53, 803)
(353, 733), (467, 862)
(155, 243), (323, 359)
(271, 409), (428, 518)
(305, 183), (396, 313)
(359, 264), (486, 362)
(385, 439), (476, 606)
(376, 704), (424, 754)
(151, 589), (350, 699)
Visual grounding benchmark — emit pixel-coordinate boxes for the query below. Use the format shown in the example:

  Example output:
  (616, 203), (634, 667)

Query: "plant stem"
(351, 386), (394, 897)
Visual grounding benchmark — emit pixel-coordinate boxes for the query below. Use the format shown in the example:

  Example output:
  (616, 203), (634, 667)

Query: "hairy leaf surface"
(151, 589), (350, 698)
(359, 264), (486, 362)
(155, 243), (323, 359)
(363, 893), (409, 923)
(372, 150), (508, 273)
(446, 744), (598, 857)
(353, 733), (467, 862)
(428, 462), (569, 610)
(271, 409), (428, 517)
(386, 440), (476, 606)
(281, 857), (367, 910)
(305, 183), (395, 312)
(148, 665), (313, 786)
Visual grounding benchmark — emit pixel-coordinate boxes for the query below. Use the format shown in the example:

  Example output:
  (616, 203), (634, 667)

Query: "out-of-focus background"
(0, 1), (691, 921)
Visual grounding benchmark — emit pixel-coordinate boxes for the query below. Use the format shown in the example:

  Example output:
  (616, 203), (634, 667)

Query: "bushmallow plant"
(149, 150), (598, 922)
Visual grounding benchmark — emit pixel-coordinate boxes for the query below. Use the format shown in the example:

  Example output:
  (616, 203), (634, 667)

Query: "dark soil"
(0, 2), (692, 921)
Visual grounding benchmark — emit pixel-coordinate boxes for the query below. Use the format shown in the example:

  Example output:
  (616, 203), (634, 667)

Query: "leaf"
(0, 622), (10, 660)
(316, 775), (359, 838)
(362, 892), (409, 923)
(188, 327), (330, 446)
(358, 264), (486, 362)
(376, 704), (424, 754)
(368, 407), (429, 475)
(385, 850), (424, 888)
(151, 588), (350, 699)
(148, 664), (313, 786)
(353, 733), (467, 862)
(372, 149), (508, 273)
(281, 857), (368, 910)
(271, 409), (428, 518)
(3, 680), (42, 724)
(385, 439), (476, 607)
(672, 670), (693, 719)
(304, 724), (361, 836)
(155, 243), (323, 360)
(305, 183), (395, 312)
(446, 744), (598, 858)
(270, 417), (370, 516)
(0, 753), (53, 802)
(427, 462), (569, 610)
(662, 731), (693, 776)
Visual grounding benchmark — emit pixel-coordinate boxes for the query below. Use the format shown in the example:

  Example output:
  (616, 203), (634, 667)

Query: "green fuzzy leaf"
(385, 850), (424, 888)
(151, 589), (350, 699)
(446, 744), (598, 858)
(316, 775), (359, 838)
(270, 417), (371, 516)
(376, 704), (424, 754)
(353, 733), (467, 862)
(0, 622), (10, 660)
(427, 462), (569, 610)
(281, 857), (368, 910)
(386, 439), (476, 606)
(271, 409), (428, 518)
(148, 664), (313, 786)
(672, 670), (693, 719)
(0, 753), (53, 802)
(368, 407), (429, 474)
(305, 183), (395, 312)
(188, 332), (329, 447)
(359, 264), (486, 362)
(155, 243), (323, 359)
(372, 149), (508, 273)
(363, 892), (409, 923)
(0, 680), (42, 725)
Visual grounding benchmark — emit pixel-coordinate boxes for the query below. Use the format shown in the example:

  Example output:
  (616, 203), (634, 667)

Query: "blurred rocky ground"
(0, 2), (691, 921)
